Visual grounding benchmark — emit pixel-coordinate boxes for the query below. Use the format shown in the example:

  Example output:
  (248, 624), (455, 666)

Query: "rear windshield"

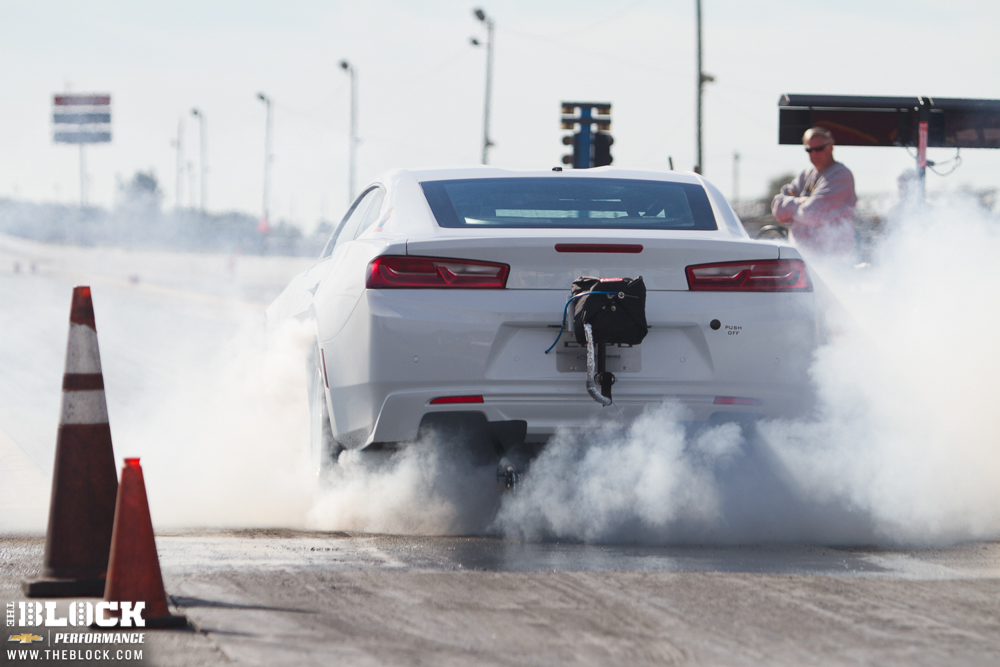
(420, 177), (717, 230)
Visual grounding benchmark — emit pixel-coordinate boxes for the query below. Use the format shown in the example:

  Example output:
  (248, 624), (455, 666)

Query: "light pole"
(732, 151), (740, 204)
(187, 160), (196, 210)
(340, 60), (358, 203)
(257, 92), (273, 230)
(79, 143), (87, 208)
(695, 0), (714, 174)
(190, 107), (207, 213)
(171, 119), (184, 210)
(471, 8), (495, 165)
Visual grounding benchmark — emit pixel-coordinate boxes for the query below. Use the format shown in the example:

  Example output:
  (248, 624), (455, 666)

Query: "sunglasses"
(805, 143), (830, 153)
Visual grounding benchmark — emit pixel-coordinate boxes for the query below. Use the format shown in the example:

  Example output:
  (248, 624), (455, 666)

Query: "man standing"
(771, 127), (857, 256)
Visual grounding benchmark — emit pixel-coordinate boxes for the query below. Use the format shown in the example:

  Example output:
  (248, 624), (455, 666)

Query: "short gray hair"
(803, 127), (834, 145)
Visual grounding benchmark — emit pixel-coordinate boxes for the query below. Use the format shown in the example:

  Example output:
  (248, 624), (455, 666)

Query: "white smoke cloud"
(8, 197), (999, 548)
(761, 195), (1000, 544)
(493, 404), (732, 543)
(307, 436), (501, 536)
(490, 195), (1000, 546)
(155, 193), (1000, 545)
(122, 314), (318, 529)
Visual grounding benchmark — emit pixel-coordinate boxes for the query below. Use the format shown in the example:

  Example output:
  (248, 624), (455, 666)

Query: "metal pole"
(200, 115), (206, 213)
(349, 67), (357, 201)
(916, 97), (929, 202)
(483, 17), (494, 164)
(575, 106), (594, 170)
(340, 61), (357, 202)
(696, 0), (702, 174)
(187, 160), (196, 210)
(78, 144), (86, 208)
(173, 119), (184, 210)
(695, 1), (714, 175)
(473, 9), (495, 164)
(191, 108), (206, 214)
(732, 151), (740, 204)
(258, 93), (273, 225)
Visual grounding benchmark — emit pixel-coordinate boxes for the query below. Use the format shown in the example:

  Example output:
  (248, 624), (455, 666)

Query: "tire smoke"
(494, 195), (1000, 545)
(758, 196), (1000, 544)
(6, 196), (999, 547)
(307, 438), (501, 535)
(131, 315), (318, 528)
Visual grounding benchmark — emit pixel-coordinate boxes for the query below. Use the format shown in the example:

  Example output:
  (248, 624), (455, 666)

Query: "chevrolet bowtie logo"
(8, 633), (43, 644)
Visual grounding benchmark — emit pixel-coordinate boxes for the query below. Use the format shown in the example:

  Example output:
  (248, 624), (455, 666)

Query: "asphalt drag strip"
(4, 531), (1000, 666)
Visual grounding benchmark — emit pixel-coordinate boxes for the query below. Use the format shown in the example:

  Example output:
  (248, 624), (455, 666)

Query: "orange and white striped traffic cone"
(23, 286), (119, 598)
(103, 458), (187, 628)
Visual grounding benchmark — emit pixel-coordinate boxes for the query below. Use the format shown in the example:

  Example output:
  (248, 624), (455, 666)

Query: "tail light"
(367, 255), (509, 289)
(686, 259), (810, 292)
(714, 396), (762, 406)
(430, 395), (484, 404)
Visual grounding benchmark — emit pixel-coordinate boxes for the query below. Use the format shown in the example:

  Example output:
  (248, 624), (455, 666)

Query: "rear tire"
(308, 344), (342, 475)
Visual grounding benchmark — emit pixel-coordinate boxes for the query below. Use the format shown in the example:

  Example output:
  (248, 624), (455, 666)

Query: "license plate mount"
(555, 341), (641, 373)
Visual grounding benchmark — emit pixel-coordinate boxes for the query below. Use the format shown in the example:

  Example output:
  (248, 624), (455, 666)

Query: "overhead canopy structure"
(778, 94), (1000, 149)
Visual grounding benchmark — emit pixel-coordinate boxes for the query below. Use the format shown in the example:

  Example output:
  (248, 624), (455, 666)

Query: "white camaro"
(267, 167), (817, 470)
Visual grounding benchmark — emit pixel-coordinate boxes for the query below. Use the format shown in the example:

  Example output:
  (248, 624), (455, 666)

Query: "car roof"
(402, 166), (707, 186)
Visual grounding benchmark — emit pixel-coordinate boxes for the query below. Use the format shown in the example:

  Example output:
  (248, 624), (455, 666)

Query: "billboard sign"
(53, 94), (112, 144)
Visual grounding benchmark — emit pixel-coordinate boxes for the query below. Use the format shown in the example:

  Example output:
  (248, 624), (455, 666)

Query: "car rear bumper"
(321, 289), (817, 446)
(365, 382), (813, 445)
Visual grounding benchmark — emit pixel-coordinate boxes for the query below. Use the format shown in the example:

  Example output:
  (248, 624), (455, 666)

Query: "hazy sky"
(1, 0), (998, 230)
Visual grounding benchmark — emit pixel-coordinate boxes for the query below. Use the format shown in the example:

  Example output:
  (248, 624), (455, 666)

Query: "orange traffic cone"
(103, 458), (186, 628)
(23, 286), (119, 597)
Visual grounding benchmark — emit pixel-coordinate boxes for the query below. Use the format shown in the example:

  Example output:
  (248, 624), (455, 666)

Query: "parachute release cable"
(543, 291), (630, 355)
